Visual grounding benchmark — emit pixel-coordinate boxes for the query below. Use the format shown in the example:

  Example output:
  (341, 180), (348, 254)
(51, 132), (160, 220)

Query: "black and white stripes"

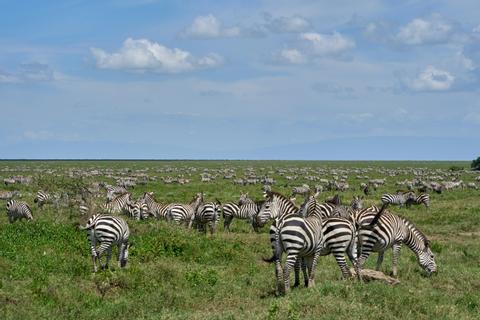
(356, 205), (437, 277)
(6, 200), (33, 223)
(381, 191), (416, 207)
(80, 214), (130, 273)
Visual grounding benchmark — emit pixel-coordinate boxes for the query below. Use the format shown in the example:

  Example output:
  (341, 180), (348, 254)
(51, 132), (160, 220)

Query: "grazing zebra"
(291, 184), (310, 196)
(6, 200), (33, 223)
(34, 190), (54, 208)
(356, 206), (437, 277)
(195, 201), (222, 234)
(223, 193), (262, 232)
(406, 193), (430, 209)
(257, 192), (325, 295)
(103, 193), (131, 214)
(142, 192), (171, 219)
(381, 191), (416, 208)
(166, 193), (204, 228)
(79, 214), (130, 273)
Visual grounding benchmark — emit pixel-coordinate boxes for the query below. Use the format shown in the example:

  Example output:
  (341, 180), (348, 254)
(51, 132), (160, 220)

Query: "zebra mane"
(402, 216), (430, 248)
(265, 191), (298, 208)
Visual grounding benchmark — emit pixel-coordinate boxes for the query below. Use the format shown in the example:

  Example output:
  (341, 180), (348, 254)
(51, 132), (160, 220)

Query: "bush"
(449, 166), (464, 172)
(471, 157), (480, 171)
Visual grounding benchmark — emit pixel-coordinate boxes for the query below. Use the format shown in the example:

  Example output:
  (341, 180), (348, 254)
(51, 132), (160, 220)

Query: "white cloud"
(300, 32), (355, 56)
(181, 14), (241, 39)
(395, 15), (456, 45)
(0, 71), (20, 83)
(409, 66), (455, 91)
(277, 49), (306, 64)
(91, 38), (223, 73)
(20, 62), (56, 81)
(265, 14), (310, 33)
(0, 63), (62, 84)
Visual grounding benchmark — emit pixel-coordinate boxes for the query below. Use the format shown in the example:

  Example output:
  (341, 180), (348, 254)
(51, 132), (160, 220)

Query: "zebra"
(124, 201), (149, 220)
(79, 214), (130, 273)
(103, 193), (132, 214)
(258, 191), (324, 295)
(194, 201), (222, 234)
(166, 193), (204, 228)
(380, 191), (416, 208)
(6, 200), (33, 223)
(290, 194), (362, 281)
(356, 206), (437, 277)
(103, 184), (128, 202)
(406, 193), (430, 209)
(291, 184), (310, 196)
(223, 193), (262, 232)
(350, 196), (364, 210)
(142, 192), (171, 219)
(34, 190), (55, 208)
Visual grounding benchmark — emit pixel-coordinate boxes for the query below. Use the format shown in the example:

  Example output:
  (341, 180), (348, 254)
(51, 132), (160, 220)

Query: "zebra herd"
(5, 185), (437, 291)
(256, 191), (437, 295)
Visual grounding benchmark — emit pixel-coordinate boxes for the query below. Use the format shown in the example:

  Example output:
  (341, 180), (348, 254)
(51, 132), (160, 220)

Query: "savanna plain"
(0, 160), (479, 320)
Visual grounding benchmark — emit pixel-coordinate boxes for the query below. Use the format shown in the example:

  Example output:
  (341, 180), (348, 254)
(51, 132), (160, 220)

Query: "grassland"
(0, 160), (479, 319)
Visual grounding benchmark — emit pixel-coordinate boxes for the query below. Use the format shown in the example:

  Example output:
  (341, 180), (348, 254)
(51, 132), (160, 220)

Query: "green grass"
(0, 160), (479, 319)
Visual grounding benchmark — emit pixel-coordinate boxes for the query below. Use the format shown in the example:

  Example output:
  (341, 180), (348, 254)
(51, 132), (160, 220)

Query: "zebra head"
(416, 241), (437, 276)
(256, 200), (273, 227)
(257, 191), (297, 226)
(239, 192), (249, 205)
(351, 196), (364, 210)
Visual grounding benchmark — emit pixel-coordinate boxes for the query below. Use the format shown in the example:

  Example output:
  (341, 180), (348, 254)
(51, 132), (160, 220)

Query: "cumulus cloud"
(91, 38), (223, 73)
(300, 32), (355, 56)
(395, 14), (457, 45)
(180, 14), (241, 39)
(276, 49), (307, 64)
(409, 66), (455, 91)
(264, 14), (310, 33)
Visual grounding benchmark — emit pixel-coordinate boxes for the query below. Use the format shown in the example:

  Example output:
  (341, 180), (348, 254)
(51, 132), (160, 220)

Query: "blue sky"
(1, 0), (479, 160)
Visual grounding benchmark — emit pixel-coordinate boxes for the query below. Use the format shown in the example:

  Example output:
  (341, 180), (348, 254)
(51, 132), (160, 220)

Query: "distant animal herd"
(3, 164), (478, 295)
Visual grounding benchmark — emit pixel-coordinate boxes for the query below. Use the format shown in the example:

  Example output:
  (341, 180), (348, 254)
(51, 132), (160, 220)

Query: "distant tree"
(471, 157), (480, 171)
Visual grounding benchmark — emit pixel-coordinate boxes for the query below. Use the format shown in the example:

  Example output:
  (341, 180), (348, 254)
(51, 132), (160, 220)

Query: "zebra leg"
(376, 251), (384, 271)
(307, 251), (321, 288)
(392, 243), (402, 277)
(224, 216), (233, 232)
(293, 259), (301, 288)
(283, 254), (297, 294)
(347, 246), (363, 282)
(104, 247), (113, 270)
(333, 251), (351, 278)
(187, 216), (194, 229)
(301, 258), (309, 287)
(88, 232), (99, 273)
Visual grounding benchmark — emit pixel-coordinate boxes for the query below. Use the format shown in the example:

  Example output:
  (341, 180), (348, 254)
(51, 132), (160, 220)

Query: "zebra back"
(6, 200), (33, 222)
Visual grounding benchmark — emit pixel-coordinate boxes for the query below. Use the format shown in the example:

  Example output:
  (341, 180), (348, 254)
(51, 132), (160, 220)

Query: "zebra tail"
(368, 202), (389, 227)
(262, 255), (276, 263)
